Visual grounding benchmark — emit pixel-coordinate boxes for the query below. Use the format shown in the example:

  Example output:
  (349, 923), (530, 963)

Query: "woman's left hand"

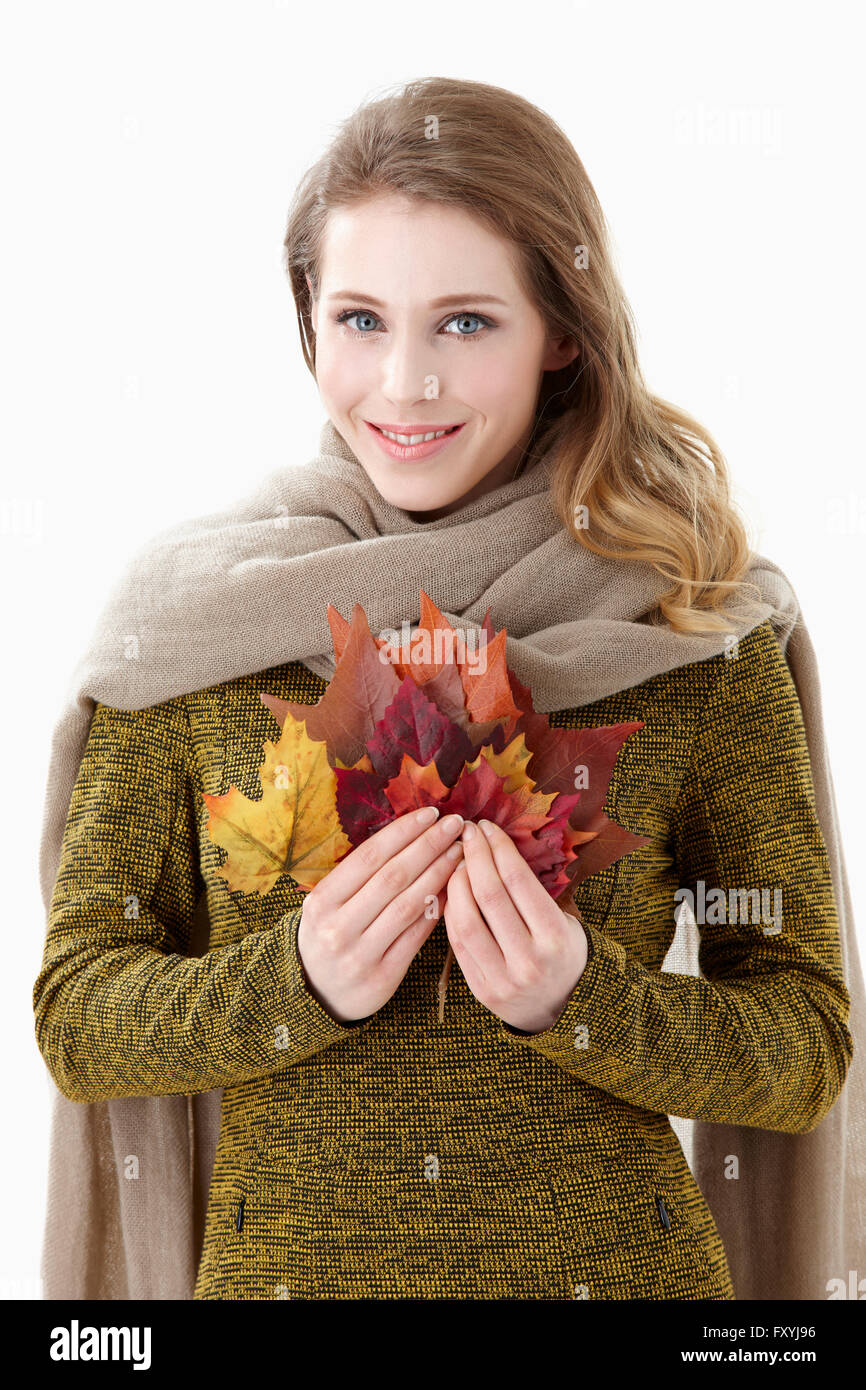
(444, 818), (589, 1034)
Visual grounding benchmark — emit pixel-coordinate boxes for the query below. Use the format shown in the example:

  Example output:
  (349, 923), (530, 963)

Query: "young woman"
(34, 76), (859, 1301)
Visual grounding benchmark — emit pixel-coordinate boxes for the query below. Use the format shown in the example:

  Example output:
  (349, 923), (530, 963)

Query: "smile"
(364, 421), (465, 461)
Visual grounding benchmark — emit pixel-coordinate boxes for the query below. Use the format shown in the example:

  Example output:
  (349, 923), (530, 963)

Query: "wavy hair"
(283, 76), (767, 635)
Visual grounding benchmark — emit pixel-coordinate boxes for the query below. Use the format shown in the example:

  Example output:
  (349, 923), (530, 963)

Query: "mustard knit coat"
(33, 617), (853, 1300)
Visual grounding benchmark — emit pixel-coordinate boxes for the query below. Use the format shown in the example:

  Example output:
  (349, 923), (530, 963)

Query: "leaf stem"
(437, 944), (455, 1023)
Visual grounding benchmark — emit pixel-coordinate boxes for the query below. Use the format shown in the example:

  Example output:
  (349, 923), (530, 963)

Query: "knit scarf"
(37, 417), (865, 1300)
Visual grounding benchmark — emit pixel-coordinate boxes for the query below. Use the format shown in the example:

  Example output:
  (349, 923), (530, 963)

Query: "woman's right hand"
(295, 806), (466, 1024)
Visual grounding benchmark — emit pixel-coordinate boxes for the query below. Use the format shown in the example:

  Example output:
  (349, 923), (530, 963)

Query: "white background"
(2, 0), (863, 1298)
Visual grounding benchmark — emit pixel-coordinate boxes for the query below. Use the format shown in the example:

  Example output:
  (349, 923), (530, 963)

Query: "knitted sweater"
(32, 617), (853, 1300)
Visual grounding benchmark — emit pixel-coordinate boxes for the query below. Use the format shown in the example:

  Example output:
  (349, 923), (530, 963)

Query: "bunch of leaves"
(204, 590), (649, 1019)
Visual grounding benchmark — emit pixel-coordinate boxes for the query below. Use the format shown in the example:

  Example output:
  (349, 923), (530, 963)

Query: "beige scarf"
(37, 418), (865, 1300)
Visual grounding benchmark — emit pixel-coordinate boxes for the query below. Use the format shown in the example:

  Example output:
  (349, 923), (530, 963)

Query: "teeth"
(379, 427), (456, 445)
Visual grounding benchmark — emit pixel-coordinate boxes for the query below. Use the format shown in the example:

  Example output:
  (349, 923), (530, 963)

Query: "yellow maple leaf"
(203, 716), (351, 895)
(478, 731), (535, 794)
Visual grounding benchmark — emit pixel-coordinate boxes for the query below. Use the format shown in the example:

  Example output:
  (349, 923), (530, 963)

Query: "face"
(308, 195), (578, 522)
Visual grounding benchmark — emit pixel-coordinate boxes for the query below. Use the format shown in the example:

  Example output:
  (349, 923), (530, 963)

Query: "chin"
(359, 465), (453, 511)
(377, 485), (451, 513)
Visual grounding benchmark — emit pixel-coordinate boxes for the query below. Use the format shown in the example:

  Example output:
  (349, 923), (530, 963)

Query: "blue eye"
(334, 308), (495, 340)
(337, 310), (379, 334)
(441, 312), (489, 337)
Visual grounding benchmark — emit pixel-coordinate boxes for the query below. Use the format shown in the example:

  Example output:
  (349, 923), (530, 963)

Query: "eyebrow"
(325, 291), (509, 309)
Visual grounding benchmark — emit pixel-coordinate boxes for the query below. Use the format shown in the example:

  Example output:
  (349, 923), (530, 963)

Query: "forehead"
(318, 195), (524, 303)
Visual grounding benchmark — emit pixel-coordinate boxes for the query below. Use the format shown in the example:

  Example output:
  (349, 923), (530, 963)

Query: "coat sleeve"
(498, 623), (854, 1134)
(33, 697), (372, 1104)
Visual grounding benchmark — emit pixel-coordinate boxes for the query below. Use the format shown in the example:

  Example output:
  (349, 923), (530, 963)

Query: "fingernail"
(462, 821), (476, 840)
(440, 813), (464, 833)
(418, 806), (440, 824)
(479, 819), (495, 838)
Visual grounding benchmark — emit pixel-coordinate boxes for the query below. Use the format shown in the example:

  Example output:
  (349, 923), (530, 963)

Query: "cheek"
(459, 341), (543, 417)
(314, 337), (373, 403)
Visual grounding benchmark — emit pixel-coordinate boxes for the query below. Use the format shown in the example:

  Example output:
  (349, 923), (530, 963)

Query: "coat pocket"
(548, 1161), (735, 1300)
(193, 1143), (269, 1300)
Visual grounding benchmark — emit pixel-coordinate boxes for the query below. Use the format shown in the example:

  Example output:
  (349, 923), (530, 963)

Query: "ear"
(542, 333), (579, 373)
(306, 273), (318, 332)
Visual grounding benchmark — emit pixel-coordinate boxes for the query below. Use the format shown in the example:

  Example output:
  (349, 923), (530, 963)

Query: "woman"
(34, 76), (861, 1301)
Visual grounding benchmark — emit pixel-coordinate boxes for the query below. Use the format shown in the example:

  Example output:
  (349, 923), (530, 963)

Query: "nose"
(380, 331), (438, 408)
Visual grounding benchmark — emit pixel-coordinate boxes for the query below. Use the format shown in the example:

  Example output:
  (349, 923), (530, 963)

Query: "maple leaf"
(261, 603), (402, 768)
(383, 753), (452, 817)
(203, 715), (350, 895)
(333, 763), (393, 844)
(364, 676), (475, 786)
(324, 589), (521, 723)
(205, 588), (650, 1023)
(438, 740), (591, 898)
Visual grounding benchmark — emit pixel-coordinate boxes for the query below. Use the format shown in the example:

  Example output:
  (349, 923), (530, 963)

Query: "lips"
(363, 419), (465, 461)
(366, 417), (464, 433)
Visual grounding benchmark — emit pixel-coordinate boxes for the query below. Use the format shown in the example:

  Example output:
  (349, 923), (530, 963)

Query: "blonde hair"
(283, 76), (766, 635)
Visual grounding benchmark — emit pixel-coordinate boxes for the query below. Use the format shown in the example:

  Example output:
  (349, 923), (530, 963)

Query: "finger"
(369, 836), (464, 946)
(460, 820), (530, 957)
(475, 819), (564, 941)
(444, 858), (504, 983)
(442, 868), (487, 999)
(316, 806), (447, 909)
(349, 813), (465, 927)
(380, 887), (446, 973)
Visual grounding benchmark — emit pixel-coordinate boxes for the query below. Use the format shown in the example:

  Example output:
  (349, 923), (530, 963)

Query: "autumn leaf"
(333, 763), (393, 844)
(383, 753), (452, 818)
(203, 715), (350, 895)
(478, 728), (534, 794)
(206, 587), (650, 1022)
(262, 603), (402, 768)
(364, 675), (475, 785)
